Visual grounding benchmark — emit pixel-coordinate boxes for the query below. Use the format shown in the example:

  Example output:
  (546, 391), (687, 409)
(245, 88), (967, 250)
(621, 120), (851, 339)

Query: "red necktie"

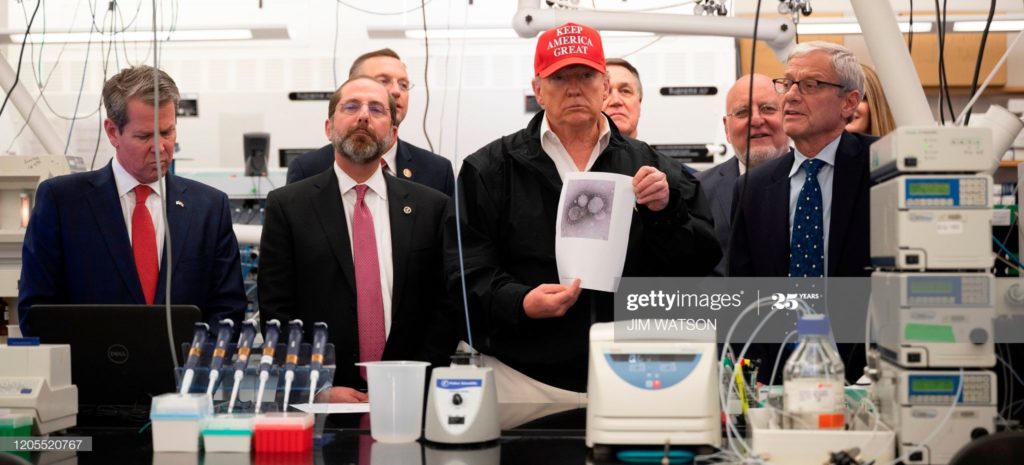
(132, 185), (158, 304)
(352, 185), (386, 379)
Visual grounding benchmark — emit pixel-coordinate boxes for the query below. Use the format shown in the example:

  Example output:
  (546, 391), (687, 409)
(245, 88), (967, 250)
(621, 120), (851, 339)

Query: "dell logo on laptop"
(107, 344), (129, 364)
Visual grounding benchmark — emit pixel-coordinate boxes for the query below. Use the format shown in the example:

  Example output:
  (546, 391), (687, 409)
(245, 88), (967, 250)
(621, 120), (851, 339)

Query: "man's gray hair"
(787, 41), (864, 97)
(102, 65), (180, 132)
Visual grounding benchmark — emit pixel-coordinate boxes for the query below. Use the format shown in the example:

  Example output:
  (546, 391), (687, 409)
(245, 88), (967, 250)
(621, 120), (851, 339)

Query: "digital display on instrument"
(909, 279), (954, 295)
(911, 378), (955, 393)
(908, 181), (951, 197)
(608, 354), (697, 363)
(605, 351), (702, 390)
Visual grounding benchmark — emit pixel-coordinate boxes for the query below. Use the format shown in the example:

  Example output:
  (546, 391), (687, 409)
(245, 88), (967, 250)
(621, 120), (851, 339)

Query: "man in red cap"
(448, 22), (719, 402)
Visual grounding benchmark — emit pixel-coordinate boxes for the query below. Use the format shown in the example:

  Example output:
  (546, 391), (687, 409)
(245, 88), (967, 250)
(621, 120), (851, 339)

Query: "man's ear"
(840, 90), (862, 121)
(531, 78), (544, 108)
(103, 118), (120, 149)
(723, 116), (732, 145)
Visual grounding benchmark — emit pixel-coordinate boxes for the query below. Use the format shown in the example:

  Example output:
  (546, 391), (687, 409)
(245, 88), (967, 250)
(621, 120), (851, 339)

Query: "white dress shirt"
(111, 157), (166, 264)
(540, 114), (612, 181)
(380, 140), (398, 177)
(333, 162), (394, 338)
(788, 135), (841, 267)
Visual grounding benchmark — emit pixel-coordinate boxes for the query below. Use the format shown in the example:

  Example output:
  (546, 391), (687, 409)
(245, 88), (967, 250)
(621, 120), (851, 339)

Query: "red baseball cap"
(534, 22), (606, 78)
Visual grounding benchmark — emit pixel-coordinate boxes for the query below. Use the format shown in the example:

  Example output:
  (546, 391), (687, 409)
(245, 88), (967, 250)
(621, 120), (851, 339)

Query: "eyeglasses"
(772, 78), (845, 95)
(339, 101), (390, 118)
(727, 103), (780, 120)
(374, 76), (413, 92)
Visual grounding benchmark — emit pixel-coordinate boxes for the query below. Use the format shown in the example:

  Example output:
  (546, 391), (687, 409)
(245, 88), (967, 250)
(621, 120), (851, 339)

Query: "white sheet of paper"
(290, 402), (369, 414)
(555, 172), (635, 292)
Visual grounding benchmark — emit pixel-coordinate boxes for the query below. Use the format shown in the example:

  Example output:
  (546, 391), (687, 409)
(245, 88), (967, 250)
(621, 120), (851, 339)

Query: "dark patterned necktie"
(789, 158), (825, 278)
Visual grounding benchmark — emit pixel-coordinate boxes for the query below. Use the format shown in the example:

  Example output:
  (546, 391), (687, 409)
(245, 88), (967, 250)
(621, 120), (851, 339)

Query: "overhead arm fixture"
(0, 26), (290, 44)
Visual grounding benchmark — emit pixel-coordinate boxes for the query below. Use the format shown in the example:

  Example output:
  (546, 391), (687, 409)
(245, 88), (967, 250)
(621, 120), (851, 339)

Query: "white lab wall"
(18, 0), (1024, 173)
(0, 0), (737, 173)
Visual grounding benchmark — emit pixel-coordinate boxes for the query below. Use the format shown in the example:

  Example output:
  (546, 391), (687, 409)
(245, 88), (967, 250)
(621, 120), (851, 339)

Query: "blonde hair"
(861, 64), (896, 137)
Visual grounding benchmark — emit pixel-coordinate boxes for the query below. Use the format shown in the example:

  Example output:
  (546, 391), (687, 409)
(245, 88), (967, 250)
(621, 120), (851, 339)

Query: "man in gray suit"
(697, 74), (789, 275)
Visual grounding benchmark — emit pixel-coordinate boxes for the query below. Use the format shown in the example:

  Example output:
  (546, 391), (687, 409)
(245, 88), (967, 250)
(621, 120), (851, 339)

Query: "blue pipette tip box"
(7, 337), (40, 346)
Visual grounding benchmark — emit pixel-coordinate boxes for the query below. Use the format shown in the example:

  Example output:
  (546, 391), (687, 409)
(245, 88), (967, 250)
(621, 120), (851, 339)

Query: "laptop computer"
(23, 305), (202, 406)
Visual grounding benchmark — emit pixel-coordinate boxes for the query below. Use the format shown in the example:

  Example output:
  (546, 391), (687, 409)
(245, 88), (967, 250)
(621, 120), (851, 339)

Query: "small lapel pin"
(403, 206), (412, 215)
(176, 200), (185, 208)
(402, 168), (412, 179)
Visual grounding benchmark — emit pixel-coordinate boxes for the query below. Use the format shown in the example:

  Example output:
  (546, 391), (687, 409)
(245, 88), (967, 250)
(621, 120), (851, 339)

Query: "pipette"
(282, 319), (304, 411)
(307, 322), (328, 405)
(227, 320), (257, 413)
(254, 319), (281, 414)
(205, 319), (235, 397)
(179, 323), (210, 395)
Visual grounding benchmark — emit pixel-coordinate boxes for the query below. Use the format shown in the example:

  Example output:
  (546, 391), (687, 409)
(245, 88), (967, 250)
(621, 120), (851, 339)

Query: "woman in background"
(846, 64), (896, 137)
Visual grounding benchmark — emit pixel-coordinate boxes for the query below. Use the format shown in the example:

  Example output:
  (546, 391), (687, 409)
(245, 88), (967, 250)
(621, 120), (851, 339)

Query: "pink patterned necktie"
(352, 184), (386, 379)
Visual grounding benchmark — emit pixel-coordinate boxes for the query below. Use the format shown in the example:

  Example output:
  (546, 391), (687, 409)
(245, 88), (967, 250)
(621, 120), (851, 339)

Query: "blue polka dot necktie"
(789, 158), (825, 278)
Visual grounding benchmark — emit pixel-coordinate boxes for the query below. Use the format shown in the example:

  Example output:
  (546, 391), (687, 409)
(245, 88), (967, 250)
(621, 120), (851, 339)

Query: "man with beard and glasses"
(697, 74), (790, 276)
(259, 76), (457, 402)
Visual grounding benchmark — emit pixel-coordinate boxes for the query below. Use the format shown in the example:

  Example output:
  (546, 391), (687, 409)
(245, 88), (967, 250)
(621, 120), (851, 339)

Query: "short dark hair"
(328, 76), (398, 127)
(102, 65), (180, 132)
(348, 48), (402, 78)
(605, 58), (643, 98)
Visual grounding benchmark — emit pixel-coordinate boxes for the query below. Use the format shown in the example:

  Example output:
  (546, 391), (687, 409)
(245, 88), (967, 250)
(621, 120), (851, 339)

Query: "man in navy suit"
(19, 66), (246, 330)
(697, 74), (789, 276)
(287, 48), (454, 196)
(260, 77), (455, 402)
(728, 43), (875, 384)
(728, 43), (874, 278)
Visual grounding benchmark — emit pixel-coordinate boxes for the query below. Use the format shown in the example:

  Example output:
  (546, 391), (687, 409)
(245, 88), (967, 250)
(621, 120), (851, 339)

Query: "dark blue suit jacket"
(728, 131), (876, 278)
(726, 132), (875, 385)
(286, 140), (455, 196)
(18, 163), (246, 330)
(696, 157), (740, 276)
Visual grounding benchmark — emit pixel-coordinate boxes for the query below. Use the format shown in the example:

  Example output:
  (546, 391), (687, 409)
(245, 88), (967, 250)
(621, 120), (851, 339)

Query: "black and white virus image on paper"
(561, 179), (615, 241)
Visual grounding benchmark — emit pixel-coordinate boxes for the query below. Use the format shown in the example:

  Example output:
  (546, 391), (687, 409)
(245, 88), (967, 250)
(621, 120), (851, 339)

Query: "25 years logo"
(771, 293), (800, 311)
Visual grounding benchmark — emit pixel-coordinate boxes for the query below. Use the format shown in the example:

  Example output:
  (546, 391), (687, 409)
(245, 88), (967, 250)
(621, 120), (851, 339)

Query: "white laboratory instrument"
(869, 127), (993, 182)
(586, 321), (720, 448)
(0, 344), (78, 434)
(424, 355), (500, 444)
(874, 359), (996, 465)
(747, 407), (896, 465)
(870, 273), (996, 368)
(870, 174), (994, 270)
(424, 444), (500, 465)
(0, 156), (71, 336)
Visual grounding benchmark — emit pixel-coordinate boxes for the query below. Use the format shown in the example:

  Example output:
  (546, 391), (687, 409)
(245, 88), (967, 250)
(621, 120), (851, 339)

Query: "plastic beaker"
(356, 361), (430, 442)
